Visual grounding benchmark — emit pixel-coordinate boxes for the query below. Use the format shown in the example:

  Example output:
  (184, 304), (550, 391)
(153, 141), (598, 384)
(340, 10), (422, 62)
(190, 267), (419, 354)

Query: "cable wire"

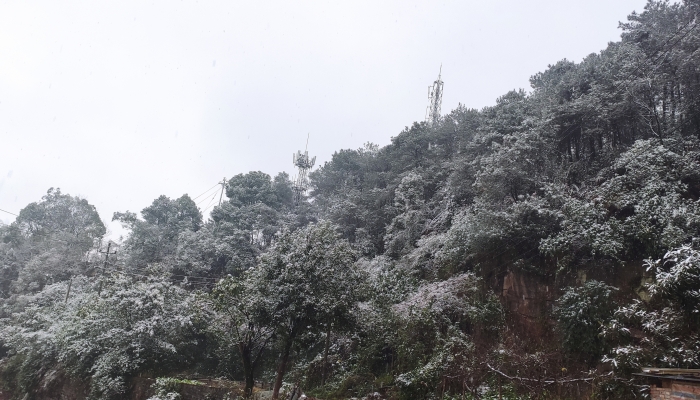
(0, 208), (18, 217)
(200, 187), (221, 212)
(192, 182), (222, 201)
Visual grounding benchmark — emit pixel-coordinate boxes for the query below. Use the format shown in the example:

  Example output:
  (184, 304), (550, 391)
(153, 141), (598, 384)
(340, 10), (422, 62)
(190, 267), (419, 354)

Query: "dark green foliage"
(554, 280), (618, 365)
(113, 194), (202, 267)
(142, 194), (202, 232)
(226, 171), (280, 208)
(13, 187), (106, 243)
(273, 172), (295, 208)
(175, 173), (297, 279)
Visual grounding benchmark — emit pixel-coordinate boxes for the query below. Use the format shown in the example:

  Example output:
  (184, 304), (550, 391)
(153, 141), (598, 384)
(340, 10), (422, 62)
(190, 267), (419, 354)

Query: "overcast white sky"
(0, 0), (649, 237)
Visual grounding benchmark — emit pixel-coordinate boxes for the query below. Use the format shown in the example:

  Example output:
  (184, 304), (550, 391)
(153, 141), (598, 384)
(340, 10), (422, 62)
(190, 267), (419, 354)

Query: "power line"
(0, 208), (18, 217)
(201, 204), (216, 214)
(96, 270), (218, 290)
(98, 261), (222, 283)
(197, 189), (219, 206)
(200, 187), (221, 213)
(91, 261), (222, 286)
(192, 182), (222, 201)
(97, 266), (220, 289)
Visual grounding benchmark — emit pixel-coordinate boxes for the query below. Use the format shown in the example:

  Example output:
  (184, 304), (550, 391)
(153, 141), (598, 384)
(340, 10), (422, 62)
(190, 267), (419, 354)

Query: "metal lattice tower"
(292, 135), (316, 205)
(425, 65), (444, 126)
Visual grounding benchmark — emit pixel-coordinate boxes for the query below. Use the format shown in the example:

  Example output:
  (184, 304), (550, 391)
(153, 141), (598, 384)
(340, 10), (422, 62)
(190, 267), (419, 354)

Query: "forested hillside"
(2, 1), (700, 399)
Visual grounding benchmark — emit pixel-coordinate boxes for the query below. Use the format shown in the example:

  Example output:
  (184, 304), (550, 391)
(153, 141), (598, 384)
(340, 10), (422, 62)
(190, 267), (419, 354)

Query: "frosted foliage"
(395, 273), (480, 317)
(603, 301), (699, 371)
(241, 221), (362, 397)
(474, 129), (554, 203)
(395, 327), (475, 393)
(147, 378), (187, 400)
(383, 173), (426, 257)
(602, 245), (700, 372)
(357, 255), (416, 304)
(553, 280), (617, 364)
(390, 273), (501, 397)
(0, 275), (196, 399)
(648, 245), (700, 314)
(439, 195), (560, 271)
(113, 194), (202, 268)
(404, 233), (447, 277)
(394, 172), (425, 211)
(254, 220), (361, 335)
(207, 272), (273, 396)
(539, 187), (624, 260)
(2, 188), (106, 293)
(394, 272), (502, 331)
(542, 140), (700, 265)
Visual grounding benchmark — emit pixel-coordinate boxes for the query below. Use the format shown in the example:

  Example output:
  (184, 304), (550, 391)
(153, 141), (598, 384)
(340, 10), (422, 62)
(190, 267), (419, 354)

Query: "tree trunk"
(272, 339), (293, 399)
(498, 374), (502, 400)
(322, 324), (331, 385)
(240, 344), (255, 398)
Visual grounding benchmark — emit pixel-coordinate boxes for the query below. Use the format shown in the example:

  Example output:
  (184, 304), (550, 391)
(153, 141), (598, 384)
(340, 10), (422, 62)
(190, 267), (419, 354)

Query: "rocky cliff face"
(501, 271), (554, 320)
(13, 369), (89, 400)
(497, 260), (648, 331)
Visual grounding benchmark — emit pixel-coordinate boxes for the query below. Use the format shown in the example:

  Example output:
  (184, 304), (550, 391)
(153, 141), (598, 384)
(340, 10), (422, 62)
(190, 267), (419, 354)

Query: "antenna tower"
(425, 65), (444, 126)
(292, 134), (316, 205)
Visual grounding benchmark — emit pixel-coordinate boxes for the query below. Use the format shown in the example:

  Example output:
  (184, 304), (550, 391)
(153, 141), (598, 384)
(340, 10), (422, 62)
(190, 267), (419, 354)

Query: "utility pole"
(65, 278), (72, 304)
(218, 177), (226, 206)
(97, 241), (117, 295)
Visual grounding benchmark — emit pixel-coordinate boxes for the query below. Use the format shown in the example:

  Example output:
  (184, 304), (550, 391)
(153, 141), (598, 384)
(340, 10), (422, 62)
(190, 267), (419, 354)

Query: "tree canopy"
(2, 2), (700, 399)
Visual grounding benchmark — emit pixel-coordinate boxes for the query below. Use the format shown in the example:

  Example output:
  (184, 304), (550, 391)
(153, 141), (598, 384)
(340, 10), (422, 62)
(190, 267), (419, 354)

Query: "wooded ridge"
(1, 1), (700, 399)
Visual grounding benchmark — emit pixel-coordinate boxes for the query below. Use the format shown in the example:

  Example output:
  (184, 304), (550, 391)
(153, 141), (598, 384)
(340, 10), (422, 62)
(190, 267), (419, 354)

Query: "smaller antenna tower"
(292, 134), (316, 205)
(425, 65), (444, 126)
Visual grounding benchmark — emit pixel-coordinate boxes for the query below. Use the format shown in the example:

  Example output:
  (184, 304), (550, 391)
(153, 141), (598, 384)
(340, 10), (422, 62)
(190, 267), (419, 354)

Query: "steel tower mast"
(425, 65), (444, 126)
(292, 134), (316, 205)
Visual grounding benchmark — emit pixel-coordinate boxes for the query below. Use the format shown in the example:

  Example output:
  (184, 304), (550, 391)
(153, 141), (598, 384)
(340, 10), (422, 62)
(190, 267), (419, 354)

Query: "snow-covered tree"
(0, 275), (198, 399)
(554, 280), (618, 365)
(113, 194), (202, 268)
(208, 274), (273, 397)
(252, 221), (360, 399)
(0, 188), (105, 295)
(603, 245), (700, 376)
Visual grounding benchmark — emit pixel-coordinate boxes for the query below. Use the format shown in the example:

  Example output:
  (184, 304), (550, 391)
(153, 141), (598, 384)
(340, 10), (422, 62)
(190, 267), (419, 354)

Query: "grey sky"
(0, 0), (649, 237)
